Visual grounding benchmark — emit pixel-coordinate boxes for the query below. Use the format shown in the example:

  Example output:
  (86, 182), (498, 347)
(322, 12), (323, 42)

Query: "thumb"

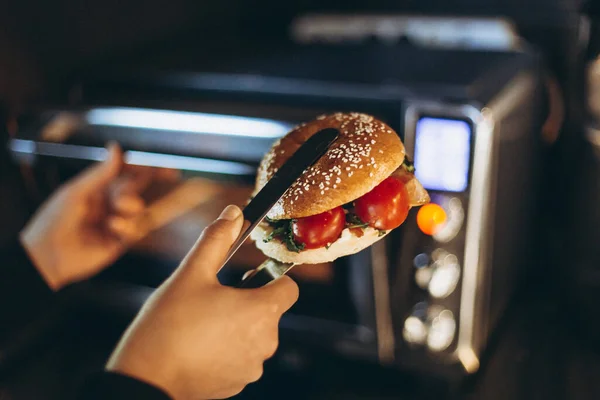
(72, 142), (123, 193)
(177, 205), (245, 282)
(253, 275), (299, 315)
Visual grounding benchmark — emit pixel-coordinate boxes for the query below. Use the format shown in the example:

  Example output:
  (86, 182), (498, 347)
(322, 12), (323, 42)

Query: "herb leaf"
(263, 224), (288, 243)
(283, 231), (305, 252)
(262, 218), (305, 253)
(265, 215), (278, 224)
(346, 213), (369, 229)
(402, 157), (415, 173)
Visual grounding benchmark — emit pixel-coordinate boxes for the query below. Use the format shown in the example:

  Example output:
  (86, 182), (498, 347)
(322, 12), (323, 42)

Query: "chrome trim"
(290, 14), (520, 51)
(459, 72), (535, 370)
(163, 72), (415, 101)
(457, 110), (493, 371)
(370, 239), (395, 363)
(85, 107), (294, 139)
(8, 139), (256, 176)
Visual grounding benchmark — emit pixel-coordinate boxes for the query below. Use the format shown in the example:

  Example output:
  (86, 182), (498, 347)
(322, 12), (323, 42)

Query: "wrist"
(19, 231), (64, 291)
(106, 357), (179, 400)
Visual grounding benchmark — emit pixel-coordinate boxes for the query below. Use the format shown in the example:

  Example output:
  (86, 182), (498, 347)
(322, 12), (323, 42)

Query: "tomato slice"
(292, 206), (346, 249)
(354, 177), (410, 230)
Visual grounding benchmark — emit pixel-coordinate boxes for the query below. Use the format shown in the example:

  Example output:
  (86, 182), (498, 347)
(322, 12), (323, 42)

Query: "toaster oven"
(7, 43), (547, 379)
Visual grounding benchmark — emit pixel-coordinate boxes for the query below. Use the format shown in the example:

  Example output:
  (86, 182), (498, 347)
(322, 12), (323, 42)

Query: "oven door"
(8, 106), (389, 363)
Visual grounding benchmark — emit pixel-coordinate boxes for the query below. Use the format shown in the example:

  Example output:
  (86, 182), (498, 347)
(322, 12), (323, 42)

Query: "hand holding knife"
(217, 128), (340, 288)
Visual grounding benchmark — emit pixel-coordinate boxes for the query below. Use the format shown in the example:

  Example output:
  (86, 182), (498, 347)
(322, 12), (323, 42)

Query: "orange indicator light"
(417, 203), (447, 236)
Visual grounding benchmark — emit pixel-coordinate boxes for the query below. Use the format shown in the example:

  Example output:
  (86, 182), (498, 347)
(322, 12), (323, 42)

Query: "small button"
(417, 203), (447, 235)
(413, 301), (428, 315)
(413, 253), (430, 269)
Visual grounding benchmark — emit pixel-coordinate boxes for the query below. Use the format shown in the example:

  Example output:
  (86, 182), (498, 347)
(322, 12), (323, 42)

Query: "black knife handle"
(237, 259), (294, 289)
(242, 127), (339, 223)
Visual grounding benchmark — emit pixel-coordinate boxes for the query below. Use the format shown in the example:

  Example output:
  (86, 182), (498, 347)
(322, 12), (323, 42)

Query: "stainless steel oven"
(7, 43), (547, 380)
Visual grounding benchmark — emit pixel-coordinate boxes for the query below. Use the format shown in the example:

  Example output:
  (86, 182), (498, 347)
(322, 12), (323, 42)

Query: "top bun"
(254, 113), (406, 220)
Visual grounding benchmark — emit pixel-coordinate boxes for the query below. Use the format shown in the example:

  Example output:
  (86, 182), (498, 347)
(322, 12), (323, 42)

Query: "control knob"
(402, 303), (457, 352)
(413, 250), (461, 298)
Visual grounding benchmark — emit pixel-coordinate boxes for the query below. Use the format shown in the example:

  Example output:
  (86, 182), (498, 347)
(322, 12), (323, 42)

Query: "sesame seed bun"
(254, 112), (406, 220)
(250, 167), (429, 264)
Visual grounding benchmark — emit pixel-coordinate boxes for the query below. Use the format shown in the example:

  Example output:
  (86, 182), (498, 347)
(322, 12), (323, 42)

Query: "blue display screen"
(413, 117), (472, 192)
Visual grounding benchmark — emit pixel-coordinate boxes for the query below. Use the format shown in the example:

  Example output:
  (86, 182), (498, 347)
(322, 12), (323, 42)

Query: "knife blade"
(237, 258), (294, 288)
(218, 127), (340, 274)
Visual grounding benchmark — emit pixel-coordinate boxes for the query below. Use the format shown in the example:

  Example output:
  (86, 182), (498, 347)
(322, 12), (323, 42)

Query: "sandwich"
(250, 112), (430, 264)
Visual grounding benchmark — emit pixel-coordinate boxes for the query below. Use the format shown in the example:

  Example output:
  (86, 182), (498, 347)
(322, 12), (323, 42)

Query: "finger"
(116, 168), (155, 195)
(182, 205), (244, 276)
(178, 205), (244, 282)
(155, 168), (181, 181)
(108, 169), (154, 215)
(72, 142), (123, 193)
(107, 215), (150, 243)
(112, 193), (145, 216)
(254, 275), (299, 315)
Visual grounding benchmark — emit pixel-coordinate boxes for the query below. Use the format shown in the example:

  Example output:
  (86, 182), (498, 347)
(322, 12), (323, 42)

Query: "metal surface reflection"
(86, 107), (294, 138)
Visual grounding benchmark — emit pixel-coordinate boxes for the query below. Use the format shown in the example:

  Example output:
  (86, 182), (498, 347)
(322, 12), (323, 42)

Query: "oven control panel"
(398, 193), (469, 353)
(392, 108), (476, 364)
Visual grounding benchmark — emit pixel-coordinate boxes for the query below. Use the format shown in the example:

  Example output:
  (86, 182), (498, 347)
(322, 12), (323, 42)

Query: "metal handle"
(237, 259), (294, 289)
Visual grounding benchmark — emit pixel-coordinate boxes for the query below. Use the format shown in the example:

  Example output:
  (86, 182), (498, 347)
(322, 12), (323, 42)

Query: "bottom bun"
(250, 222), (390, 264)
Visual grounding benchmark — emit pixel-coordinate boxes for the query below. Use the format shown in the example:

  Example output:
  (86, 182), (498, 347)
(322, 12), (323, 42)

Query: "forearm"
(0, 237), (55, 346)
(0, 238), (171, 398)
(78, 371), (172, 400)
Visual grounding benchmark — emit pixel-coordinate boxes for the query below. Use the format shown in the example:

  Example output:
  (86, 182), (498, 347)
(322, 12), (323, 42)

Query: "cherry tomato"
(292, 206), (346, 249)
(354, 177), (410, 230)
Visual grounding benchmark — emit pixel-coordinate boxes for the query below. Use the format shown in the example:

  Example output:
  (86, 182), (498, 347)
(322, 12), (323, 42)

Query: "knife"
(217, 127), (340, 286)
(238, 258), (294, 288)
